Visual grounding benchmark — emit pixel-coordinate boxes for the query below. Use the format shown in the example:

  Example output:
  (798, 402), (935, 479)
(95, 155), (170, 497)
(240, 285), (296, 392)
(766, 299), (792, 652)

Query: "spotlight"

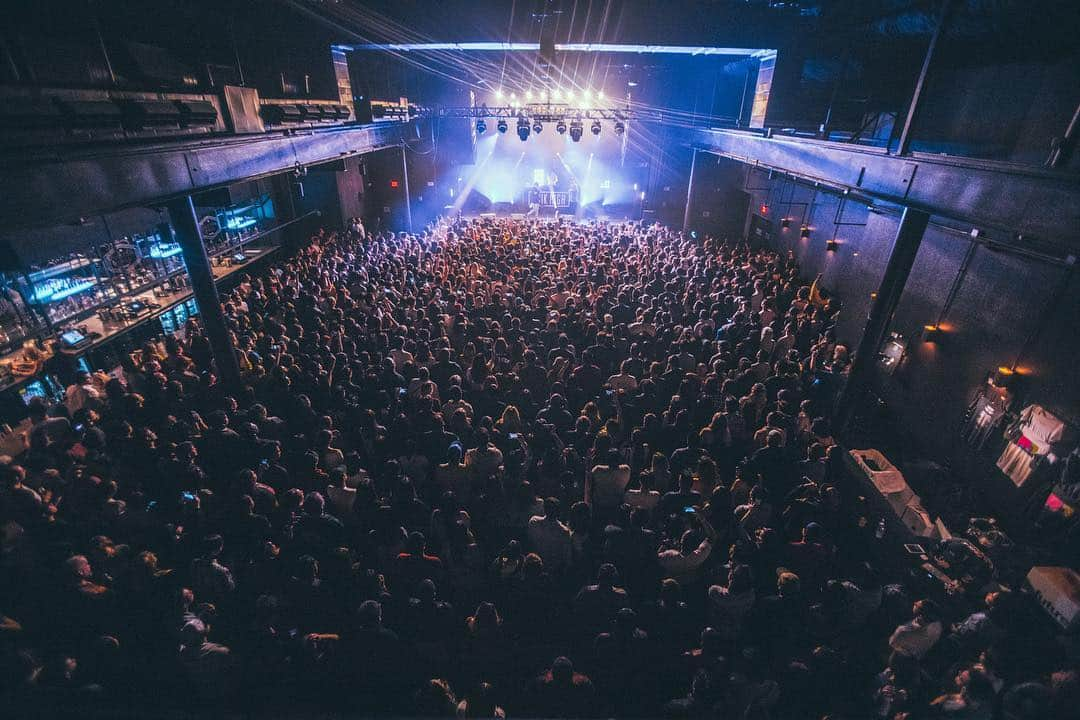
(598, 90), (605, 101)
(591, 120), (602, 136)
(565, 90), (575, 103)
(780, 218), (790, 229)
(476, 119), (486, 135)
(525, 90), (533, 101)
(556, 119), (567, 135)
(613, 120), (625, 135)
(497, 118), (508, 134)
(517, 117), (530, 141)
(582, 90), (592, 103)
(800, 225), (810, 239)
(495, 89), (504, 100)
(553, 89), (563, 101)
(532, 119), (543, 134)
(826, 239), (839, 252)
(569, 119), (583, 142)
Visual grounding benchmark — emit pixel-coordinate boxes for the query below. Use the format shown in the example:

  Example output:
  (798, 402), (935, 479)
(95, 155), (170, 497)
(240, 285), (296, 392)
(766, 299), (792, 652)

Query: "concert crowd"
(0, 217), (1075, 719)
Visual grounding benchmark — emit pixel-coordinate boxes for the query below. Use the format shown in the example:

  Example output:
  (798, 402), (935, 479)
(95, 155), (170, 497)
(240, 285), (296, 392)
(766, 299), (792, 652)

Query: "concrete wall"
(728, 160), (1079, 460)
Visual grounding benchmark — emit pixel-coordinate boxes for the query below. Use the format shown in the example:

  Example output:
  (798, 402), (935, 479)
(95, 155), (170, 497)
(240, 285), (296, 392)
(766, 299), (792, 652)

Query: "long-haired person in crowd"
(0, 216), (1071, 719)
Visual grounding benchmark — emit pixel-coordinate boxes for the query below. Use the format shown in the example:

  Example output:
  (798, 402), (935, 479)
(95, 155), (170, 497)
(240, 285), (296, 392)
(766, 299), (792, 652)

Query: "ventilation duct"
(260, 103), (304, 124)
(118, 99), (182, 129)
(175, 100), (218, 126)
(56, 99), (123, 129)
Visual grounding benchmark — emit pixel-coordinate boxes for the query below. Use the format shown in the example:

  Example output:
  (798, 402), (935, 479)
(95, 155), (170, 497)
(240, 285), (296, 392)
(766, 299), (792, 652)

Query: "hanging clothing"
(961, 384), (1010, 450)
(997, 405), (1066, 486)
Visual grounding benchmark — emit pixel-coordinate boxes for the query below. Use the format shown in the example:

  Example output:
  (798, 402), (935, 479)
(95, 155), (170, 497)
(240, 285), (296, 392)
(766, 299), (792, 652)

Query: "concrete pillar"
(836, 206), (930, 429)
(167, 195), (241, 386)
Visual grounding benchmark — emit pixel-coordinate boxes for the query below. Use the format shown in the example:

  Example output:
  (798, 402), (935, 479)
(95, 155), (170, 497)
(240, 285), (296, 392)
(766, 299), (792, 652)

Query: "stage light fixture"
(553, 89), (563, 101)
(556, 119), (567, 134)
(591, 120), (602, 136)
(583, 90), (593, 103)
(566, 90), (575, 103)
(495, 89), (504, 100)
(476, 119), (486, 135)
(532, 119), (543, 134)
(613, 120), (625, 135)
(569, 119), (583, 142)
(598, 90), (605, 101)
(517, 117), (530, 141)
(497, 118), (508, 134)
(525, 90), (533, 101)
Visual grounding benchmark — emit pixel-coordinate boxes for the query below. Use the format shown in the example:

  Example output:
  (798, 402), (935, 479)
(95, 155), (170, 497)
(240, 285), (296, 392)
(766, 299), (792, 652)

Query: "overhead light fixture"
(497, 118), (508, 134)
(517, 116), (530, 141)
(532, 119), (543, 134)
(591, 120), (602, 136)
(556, 119), (567, 134)
(800, 225), (810, 239)
(476, 119), (486, 135)
(569, 119), (583, 142)
(826, 239), (839, 252)
(780, 218), (790, 229)
(613, 120), (625, 135)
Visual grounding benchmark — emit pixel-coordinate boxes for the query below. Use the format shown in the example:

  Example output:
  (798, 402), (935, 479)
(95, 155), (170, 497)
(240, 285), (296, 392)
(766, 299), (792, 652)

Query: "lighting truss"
(436, 105), (633, 123)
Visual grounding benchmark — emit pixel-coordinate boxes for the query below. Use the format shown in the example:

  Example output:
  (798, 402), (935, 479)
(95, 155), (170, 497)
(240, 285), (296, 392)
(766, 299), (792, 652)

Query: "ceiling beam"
(0, 121), (416, 231)
(682, 127), (1080, 252)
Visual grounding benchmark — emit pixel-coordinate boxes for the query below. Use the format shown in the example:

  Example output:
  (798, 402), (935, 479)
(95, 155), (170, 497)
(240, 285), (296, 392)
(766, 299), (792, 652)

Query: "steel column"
(1047, 101), (1080, 169)
(836, 206), (930, 429)
(894, 0), (956, 156)
(683, 148), (699, 233)
(167, 196), (241, 387)
(400, 144), (413, 233)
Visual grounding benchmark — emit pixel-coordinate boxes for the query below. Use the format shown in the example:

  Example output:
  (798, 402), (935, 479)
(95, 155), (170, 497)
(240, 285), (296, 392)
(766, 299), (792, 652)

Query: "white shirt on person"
(65, 383), (100, 415)
(326, 485), (357, 516)
(625, 489), (661, 512)
(588, 464), (631, 509)
(657, 538), (713, 584)
(888, 618), (943, 659)
(527, 515), (573, 571)
(607, 372), (638, 393)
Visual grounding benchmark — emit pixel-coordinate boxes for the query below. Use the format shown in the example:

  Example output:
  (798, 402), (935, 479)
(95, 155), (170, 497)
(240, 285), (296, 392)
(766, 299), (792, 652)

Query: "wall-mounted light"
(826, 239), (839, 252)
(780, 218), (791, 230)
(922, 324), (943, 344)
(991, 366), (1018, 388)
(800, 225), (810, 239)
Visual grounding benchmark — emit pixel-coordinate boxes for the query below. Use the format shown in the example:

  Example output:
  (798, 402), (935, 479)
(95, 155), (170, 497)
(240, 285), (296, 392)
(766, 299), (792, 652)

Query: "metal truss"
(438, 105), (632, 122)
(373, 104), (635, 122)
